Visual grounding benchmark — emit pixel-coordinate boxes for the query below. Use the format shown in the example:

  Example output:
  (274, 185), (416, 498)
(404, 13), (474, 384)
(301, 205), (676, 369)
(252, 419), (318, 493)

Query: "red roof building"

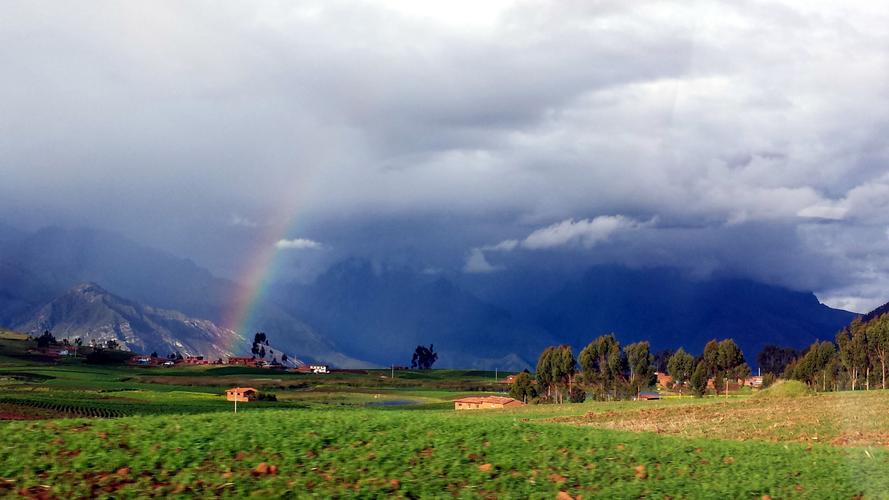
(225, 387), (257, 402)
(656, 372), (673, 388)
(227, 357), (258, 366)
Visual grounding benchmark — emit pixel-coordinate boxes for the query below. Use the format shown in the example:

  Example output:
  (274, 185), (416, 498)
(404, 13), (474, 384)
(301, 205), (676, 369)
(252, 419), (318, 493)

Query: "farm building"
(454, 396), (525, 410)
(501, 374), (517, 384)
(636, 391), (660, 400)
(227, 356), (258, 366)
(225, 387), (257, 402)
(655, 372), (673, 388)
(184, 355), (209, 365)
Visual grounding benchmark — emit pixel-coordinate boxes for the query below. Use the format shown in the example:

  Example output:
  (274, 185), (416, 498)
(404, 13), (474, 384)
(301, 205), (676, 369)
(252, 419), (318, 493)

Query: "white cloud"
(522, 215), (647, 250)
(463, 215), (651, 273)
(275, 238), (323, 250)
(482, 239), (519, 252)
(463, 248), (501, 273)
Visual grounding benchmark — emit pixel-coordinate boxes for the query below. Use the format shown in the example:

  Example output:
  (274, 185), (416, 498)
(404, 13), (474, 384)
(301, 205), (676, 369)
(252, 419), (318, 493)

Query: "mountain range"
(0, 225), (868, 370)
(19, 282), (242, 360)
(0, 226), (364, 367)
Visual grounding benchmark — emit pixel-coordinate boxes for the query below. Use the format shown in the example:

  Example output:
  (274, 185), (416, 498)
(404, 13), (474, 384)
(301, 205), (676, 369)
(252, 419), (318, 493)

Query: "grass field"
(3, 338), (889, 498)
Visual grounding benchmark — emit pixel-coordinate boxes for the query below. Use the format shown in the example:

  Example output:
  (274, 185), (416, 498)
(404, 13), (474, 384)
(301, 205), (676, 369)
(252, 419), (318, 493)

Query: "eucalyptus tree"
(536, 345), (576, 404)
(667, 348), (695, 395)
(867, 314), (889, 389)
(579, 334), (624, 400)
(624, 341), (654, 398)
(837, 320), (868, 391)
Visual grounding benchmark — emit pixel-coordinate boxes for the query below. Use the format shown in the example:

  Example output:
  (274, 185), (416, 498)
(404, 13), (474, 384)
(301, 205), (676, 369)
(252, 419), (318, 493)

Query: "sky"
(2, 1), (889, 312)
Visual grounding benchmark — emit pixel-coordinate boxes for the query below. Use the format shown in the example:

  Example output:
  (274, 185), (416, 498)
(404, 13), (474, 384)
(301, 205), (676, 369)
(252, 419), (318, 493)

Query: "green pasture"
(2, 405), (888, 498)
(2, 334), (889, 498)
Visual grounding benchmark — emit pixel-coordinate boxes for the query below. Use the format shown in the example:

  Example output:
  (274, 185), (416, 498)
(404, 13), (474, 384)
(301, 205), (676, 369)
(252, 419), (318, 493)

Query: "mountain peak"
(69, 282), (107, 295)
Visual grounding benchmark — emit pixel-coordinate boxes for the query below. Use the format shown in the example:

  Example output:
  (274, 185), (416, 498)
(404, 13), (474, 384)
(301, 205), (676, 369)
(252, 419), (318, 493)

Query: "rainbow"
(220, 182), (316, 356)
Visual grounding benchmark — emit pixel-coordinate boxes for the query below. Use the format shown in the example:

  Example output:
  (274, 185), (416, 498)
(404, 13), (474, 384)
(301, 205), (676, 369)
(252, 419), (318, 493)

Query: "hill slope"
(15, 283), (242, 359)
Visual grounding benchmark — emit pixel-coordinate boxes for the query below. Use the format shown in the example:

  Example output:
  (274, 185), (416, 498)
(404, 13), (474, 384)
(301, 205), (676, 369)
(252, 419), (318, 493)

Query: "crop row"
(0, 397), (127, 418)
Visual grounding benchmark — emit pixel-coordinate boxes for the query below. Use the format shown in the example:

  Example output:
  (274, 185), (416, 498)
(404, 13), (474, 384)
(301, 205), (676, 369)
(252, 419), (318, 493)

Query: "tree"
(411, 344), (438, 369)
(757, 345), (799, 375)
(867, 314), (889, 389)
(702, 340), (720, 375)
(281, 353), (288, 363)
(652, 349), (674, 373)
(536, 347), (556, 401)
(625, 341), (654, 398)
(701, 339), (721, 392)
(105, 339), (119, 350)
(509, 371), (537, 403)
(790, 341), (836, 391)
(667, 348), (694, 394)
(536, 345), (575, 403)
(251, 332), (268, 357)
(717, 339), (746, 395)
(36, 330), (56, 349)
(150, 351), (158, 358)
(838, 320), (868, 391)
(690, 361), (708, 397)
(578, 334), (624, 400)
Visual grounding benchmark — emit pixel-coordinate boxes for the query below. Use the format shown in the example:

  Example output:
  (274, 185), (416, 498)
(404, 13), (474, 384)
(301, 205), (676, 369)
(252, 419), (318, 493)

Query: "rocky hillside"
(15, 283), (243, 360)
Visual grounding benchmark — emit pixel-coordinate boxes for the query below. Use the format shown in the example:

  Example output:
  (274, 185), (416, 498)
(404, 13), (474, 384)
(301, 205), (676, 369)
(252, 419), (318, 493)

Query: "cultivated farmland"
(1, 344), (888, 498)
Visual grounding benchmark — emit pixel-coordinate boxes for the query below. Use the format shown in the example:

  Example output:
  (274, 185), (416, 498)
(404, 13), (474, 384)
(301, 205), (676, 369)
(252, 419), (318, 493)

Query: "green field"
(2, 338), (889, 498)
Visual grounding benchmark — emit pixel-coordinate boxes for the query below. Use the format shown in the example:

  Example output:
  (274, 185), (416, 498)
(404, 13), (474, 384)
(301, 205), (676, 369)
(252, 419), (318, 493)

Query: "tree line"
(780, 313), (889, 392)
(514, 334), (749, 403)
(516, 312), (889, 403)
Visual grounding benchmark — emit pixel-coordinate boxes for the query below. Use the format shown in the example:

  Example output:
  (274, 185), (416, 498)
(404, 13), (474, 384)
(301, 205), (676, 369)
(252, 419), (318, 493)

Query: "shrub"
(568, 386), (586, 403)
(761, 373), (777, 389)
(256, 392), (277, 402)
(690, 361), (708, 397)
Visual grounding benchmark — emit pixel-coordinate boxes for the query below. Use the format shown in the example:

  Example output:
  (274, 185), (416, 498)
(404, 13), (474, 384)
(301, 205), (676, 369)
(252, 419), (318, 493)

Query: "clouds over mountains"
(465, 215), (652, 273)
(2, 1), (889, 310)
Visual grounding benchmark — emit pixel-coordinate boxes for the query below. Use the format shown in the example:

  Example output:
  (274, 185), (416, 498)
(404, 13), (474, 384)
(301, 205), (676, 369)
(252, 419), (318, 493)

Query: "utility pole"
(234, 397), (237, 414)
(391, 365), (394, 379)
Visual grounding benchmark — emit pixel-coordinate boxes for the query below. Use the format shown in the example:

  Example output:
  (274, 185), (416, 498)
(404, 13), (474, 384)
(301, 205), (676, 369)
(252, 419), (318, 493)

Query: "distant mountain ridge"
(274, 260), (857, 369)
(0, 227), (368, 367)
(0, 225), (864, 369)
(277, 258), (555, 370)
(862, 300), (889, 322)
(16, 282), (242, 360)
(531, 266), (857, 361)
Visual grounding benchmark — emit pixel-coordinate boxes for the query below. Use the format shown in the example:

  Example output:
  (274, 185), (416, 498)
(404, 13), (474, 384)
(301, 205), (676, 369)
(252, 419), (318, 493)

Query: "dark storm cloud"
(2, 1), (889, 310)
